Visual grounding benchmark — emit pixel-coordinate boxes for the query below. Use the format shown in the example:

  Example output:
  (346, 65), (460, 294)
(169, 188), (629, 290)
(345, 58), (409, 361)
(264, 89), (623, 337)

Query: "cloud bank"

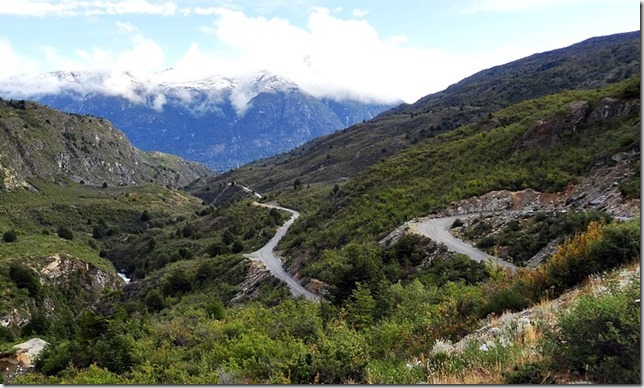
(0, 3), (516, 110)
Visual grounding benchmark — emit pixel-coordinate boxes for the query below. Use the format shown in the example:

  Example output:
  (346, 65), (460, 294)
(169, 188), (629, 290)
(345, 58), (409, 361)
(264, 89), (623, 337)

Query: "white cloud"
(0, 38), (39, 80)
(352, 8), (369, 18)
(184, 6), (491, 103)
(0, 6), (524, 108)
(0, 0), (178, 17)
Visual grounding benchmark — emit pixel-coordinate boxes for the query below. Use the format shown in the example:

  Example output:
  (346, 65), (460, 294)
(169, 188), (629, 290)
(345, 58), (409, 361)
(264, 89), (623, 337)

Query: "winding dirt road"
(408, 213), (517, 271)
(238, 184), (319, 300)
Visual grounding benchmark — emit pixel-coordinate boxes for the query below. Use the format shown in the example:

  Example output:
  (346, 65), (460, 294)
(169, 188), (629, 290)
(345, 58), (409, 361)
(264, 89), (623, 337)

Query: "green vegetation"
(0, 99), (210, 189)
(461, 210), (612, 265)
(6, 218), (638, 384)
(547, 279), (640, 384)
(278, 76), (640, 289)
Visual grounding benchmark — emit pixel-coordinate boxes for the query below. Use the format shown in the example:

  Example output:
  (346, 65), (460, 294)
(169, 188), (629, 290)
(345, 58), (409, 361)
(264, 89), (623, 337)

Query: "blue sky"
(0, 0), (640, 103)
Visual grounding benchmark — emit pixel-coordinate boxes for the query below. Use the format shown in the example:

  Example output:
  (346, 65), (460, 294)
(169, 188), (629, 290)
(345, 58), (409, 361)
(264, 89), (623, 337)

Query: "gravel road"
(408, 213), (517, 271)
(242, 197), (319, 300)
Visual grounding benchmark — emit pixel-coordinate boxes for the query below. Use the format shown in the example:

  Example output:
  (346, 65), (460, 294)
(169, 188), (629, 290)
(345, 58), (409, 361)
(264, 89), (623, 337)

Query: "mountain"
(193, 31), (640, 195)
(0, 99), (212, 189)
(0, 71), (395, 172)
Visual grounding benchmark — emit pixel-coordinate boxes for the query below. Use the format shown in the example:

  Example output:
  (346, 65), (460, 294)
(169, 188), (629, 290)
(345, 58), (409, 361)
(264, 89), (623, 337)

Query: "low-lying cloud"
(0, 5), (514, 113)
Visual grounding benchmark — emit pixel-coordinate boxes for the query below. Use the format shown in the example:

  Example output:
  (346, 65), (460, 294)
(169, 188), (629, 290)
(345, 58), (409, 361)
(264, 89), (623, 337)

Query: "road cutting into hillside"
(408, 213), (518, 271)
(238, 184), (319, 300)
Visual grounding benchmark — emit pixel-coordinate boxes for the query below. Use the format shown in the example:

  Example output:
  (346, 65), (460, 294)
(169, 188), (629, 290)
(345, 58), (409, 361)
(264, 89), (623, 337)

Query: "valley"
(0, 31), (640, 384)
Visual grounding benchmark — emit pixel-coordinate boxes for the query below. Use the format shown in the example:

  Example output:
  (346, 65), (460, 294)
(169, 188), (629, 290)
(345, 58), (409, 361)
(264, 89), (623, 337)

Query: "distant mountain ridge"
(194, 31), (640, 195)
(0, 71), (396, 171)
(0, 99), (211, 189)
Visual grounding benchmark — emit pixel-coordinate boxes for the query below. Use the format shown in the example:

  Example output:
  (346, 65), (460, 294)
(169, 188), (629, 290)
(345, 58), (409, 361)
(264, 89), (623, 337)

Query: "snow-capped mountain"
(0, 70), (395, 172)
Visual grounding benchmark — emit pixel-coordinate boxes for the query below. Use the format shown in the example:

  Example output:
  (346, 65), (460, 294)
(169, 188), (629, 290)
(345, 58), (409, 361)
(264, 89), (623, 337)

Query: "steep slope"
(194, 31), (640, 195)
(276, 76), (640, 290)
(2, 72), (394, 171)
(0, 99), (212, 189)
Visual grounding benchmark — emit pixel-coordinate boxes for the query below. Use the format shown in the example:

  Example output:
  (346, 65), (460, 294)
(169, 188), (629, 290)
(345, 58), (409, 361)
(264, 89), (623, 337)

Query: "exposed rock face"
(40, 254), (122, 291)
(2, 254), (123, 330)
(522, 97), (639, 149)
(231, 260), (272, 303)
(0, 309), (29, 328)
(0, 338), (48, 383)
(443, 188), (558, 216)
(442, 146), (640, 220)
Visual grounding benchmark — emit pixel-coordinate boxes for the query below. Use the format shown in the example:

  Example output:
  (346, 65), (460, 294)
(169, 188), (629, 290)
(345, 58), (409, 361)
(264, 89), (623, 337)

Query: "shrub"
(549, 281), (640, 384)
(503, 362), (555, 384)
(205, 299), (226, 320)
(140, 210), (151, 222)
(92, 224), (106, 239)
(3, 229), (17, 242)
(586, 220), (640, 273)
(144, 289), (167, 312)
(36, 340), (78, 376)
(57, 226), (74, 240)
(162, 269), (193, 296)
(207, 241), (230, 257)
(544, 220), (604, 293)
(478, 284), (531, 317)
(231, 240), (244, 253)
(9, 262), (41, 298)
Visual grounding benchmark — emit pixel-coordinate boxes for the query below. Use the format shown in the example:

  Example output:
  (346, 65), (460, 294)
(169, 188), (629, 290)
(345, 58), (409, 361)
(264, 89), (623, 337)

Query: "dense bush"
(503, 362), (555, 384)
(56, 226), (74, 240)
(549, 280), (640, 383)
(417, 254), (489, 287)
(162, 268), (193, 296)
(586, 220), (640, 273)
(9, 262), (41, 298)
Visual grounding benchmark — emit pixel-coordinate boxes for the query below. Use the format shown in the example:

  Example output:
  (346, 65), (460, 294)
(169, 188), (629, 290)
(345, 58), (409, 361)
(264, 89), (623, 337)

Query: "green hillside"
(277, 76), (639, 288)
(0, 99), (211, 189)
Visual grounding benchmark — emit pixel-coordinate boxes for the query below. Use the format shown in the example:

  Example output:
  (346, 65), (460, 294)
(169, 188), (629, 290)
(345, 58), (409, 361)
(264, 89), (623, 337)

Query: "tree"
(346, 283), (376, 329)
(293, 179), (302, 191)
(162, 269), (193, 296)
(145, 289), (167, 312)
(222, 229), (235, 245)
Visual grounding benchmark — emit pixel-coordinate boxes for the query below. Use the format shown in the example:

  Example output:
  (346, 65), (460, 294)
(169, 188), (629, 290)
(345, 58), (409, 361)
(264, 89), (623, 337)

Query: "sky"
(0, 0), (640, 104)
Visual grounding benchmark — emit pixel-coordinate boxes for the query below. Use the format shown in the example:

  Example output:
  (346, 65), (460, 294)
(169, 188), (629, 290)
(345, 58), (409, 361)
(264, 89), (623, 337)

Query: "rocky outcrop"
(0, 338), (48, 383)
(521, 97), (639, 149)
(40, 254), (122, 291)
(2, 254), (123, 329)
(231, 261), (272, 304)
(443, 188), (559, 216)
